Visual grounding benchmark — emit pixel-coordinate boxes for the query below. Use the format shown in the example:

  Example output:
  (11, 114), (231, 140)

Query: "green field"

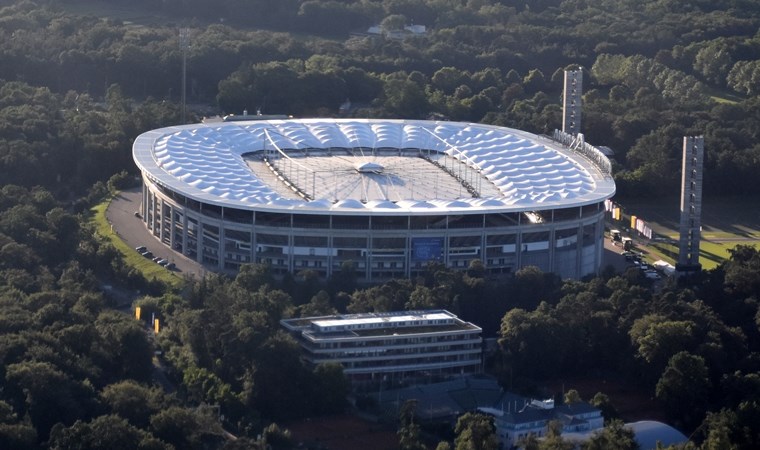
(90, 198), (183, 289)
(614, 197), (760, 270)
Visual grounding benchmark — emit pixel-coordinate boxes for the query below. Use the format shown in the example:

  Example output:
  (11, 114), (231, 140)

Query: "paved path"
(602, 237), (631, 273)
(106, 187), (208, 280)
(108, 191), (238, 439)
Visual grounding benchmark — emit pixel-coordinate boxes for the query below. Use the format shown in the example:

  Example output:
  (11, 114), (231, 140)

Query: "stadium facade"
(133, 119), (615, 281)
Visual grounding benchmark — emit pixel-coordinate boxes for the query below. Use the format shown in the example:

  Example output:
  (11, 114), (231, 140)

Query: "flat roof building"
(281, 310), (482, 388)
(480, 400), (604, 449)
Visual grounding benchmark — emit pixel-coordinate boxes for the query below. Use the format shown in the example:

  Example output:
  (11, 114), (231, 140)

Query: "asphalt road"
(108, 191), (238, 439)
(106, 188), (207, 280)
(602, 237), (631, 273)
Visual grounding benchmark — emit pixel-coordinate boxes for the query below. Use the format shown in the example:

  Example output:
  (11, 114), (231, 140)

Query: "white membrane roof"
(133, 119), (615, 214)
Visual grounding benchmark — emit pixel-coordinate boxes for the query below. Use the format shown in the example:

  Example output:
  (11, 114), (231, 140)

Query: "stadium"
(132, 118), (615, 281)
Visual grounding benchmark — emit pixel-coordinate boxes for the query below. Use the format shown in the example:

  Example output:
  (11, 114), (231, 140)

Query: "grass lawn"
(707, 84), (745, 105)
(648, 240), (760, 270)
(614, 196), (760, 270)
(90, 198), (183, 289)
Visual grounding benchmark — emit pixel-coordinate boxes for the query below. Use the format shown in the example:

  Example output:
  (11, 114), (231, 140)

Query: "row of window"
(147, 179), (602, 229)
(309, 333), (477, 349)
(144, 184), (603, 278)
(337, 354), (482, 370)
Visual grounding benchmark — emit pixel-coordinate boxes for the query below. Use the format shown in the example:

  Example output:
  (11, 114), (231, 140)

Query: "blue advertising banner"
(412, 237), (443, 261)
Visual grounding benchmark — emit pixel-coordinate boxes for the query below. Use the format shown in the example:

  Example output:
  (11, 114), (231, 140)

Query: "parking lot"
(106, 188), (208, 280)
(603, 232), (669, 281)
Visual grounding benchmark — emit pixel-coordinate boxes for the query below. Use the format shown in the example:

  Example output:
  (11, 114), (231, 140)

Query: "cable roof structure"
(133, 118), (615, 281)
(134, 119), (614, 214)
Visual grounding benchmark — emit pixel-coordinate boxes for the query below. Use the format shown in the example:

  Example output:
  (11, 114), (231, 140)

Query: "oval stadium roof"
(133, 118), (615, 214)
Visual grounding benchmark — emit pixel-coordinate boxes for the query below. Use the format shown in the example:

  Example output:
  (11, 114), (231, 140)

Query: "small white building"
(365, 24), (427, 40)
(281, 310), (482, 388)
(479, 399), (604, 449)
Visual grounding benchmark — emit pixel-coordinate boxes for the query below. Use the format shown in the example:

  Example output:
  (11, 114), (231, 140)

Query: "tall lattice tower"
(562, 69), (582, 136)
(677, 136), (704, 273)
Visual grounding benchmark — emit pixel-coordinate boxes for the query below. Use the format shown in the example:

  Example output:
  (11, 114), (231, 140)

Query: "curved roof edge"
(133, 119), (615, 214)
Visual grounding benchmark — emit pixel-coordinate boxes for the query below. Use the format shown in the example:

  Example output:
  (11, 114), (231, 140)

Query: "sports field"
(614, 197), (760, 270)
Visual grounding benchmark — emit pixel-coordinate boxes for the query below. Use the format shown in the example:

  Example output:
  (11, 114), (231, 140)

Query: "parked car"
(135, 245), (147, 253)
(645, 270), (661, 280)
(152, 256), (162, 262)
(157, 259), (169, 266)
(141, 251), (153, 258)
(166, 263), (176, 270)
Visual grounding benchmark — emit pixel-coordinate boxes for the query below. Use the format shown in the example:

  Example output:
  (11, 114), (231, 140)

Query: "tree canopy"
(1, 0), (760, 448)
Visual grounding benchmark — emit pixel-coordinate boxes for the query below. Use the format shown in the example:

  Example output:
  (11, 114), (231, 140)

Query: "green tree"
(299, 290), (337, 317)
(260, 423), (295, 450)
(5, 361), (98, 441)
(381, 14), (408, 32)
(590, 392), (619, 422)
(453, 412), (498, 450)
(432, 67), (470, 94)
(723, 245), (760, 297)
(398, 399), (426, 450)
(699, 410), (738, 450)
(149, 407), (222, 449)
(539, 421), (573, 450)
(101, 380), (170, 428)
(94, 310), (154, 382)
(581, 419), (639, 450)
(249, 331), (313, 420)
(182, 365), (236, 406)
(380, 76), (429, 118)
(517, 433), (540, 450)
(727, 60), (760, 96)
(328, 260), (357, 295)
(629, 315), (698, 374)
(564, 389), (582, 404)
(297, 1), (373, 36)
(655, 351), (710, 429)
(693, 41), (733, 86)
(312, 362), (349, 415)
(107, 170), (134, 194)
(235, 263), (275, 291)
(523, 69), (546, 94)
(49, 415), (170, 450)
(0, 399), (36, 450)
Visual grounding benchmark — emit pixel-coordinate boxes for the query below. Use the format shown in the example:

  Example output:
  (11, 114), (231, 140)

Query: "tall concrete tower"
(179, 28), (190, 124)
(677, 136), (704, 273)
(562, 69), (582, 136)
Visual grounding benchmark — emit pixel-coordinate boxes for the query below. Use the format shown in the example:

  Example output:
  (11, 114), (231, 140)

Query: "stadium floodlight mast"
(179, 28), (190, 124)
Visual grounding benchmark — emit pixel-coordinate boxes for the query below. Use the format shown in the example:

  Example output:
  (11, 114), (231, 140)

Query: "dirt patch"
(286, 415), (399, 450)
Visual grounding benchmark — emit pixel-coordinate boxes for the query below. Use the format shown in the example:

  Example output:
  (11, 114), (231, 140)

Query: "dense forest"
(1, 0), (760, 448)
(1, 0), (759, 197)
